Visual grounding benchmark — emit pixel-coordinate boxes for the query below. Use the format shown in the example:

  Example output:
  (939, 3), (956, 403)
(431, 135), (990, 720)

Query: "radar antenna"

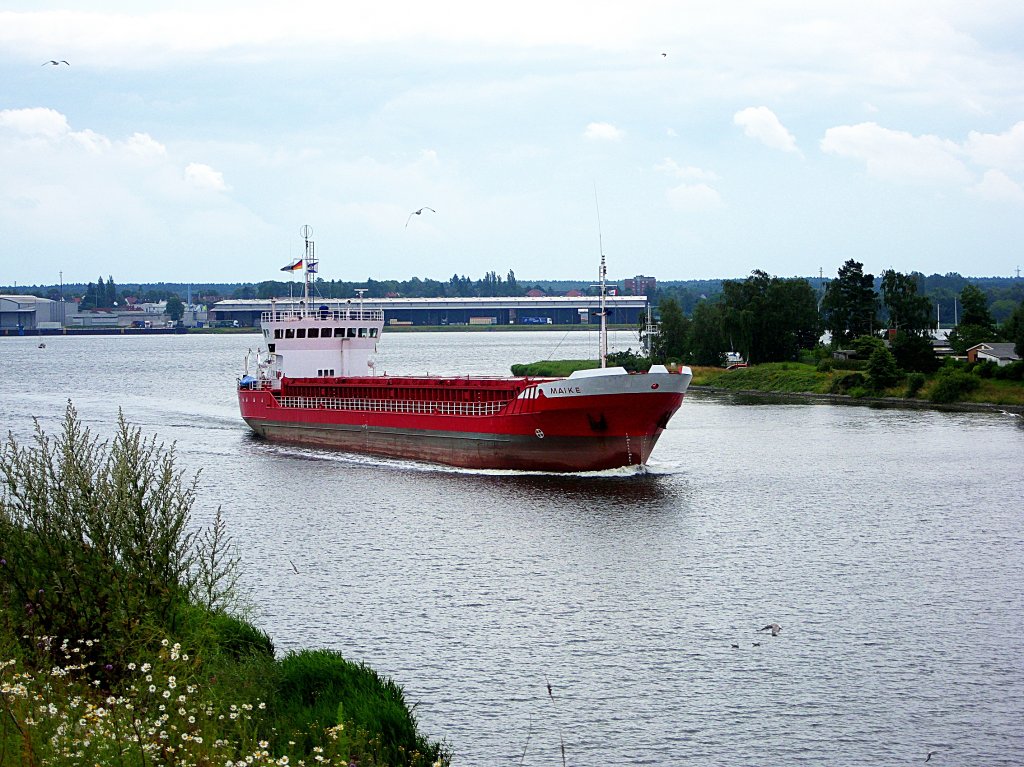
(300, 225), (317, 313)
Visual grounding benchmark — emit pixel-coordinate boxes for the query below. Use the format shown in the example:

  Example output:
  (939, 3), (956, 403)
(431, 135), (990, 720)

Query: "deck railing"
(261, 307), (384, 323)
(278, 396), (509, 417)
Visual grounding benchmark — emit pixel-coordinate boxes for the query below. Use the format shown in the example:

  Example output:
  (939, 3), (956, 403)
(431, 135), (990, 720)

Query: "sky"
(2, 1), (1024, 286)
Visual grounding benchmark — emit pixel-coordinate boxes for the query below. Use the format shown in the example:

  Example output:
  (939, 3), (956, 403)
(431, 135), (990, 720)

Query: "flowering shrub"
(0, 406), (451, 767)
(0, 402), (241, 676)
(2, 636), (449, 766)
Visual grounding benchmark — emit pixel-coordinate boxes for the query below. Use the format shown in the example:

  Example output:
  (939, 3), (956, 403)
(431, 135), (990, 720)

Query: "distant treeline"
(647, 262), (1024, 369)
(4, 271), (1022, 324)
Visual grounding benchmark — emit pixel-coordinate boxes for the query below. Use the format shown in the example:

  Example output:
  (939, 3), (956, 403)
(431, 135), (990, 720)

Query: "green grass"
(510, 359), (600, 376)
(692, 361), (1024, 408)
(954, 378), (1024, 406)
(691, 362), (833, 393)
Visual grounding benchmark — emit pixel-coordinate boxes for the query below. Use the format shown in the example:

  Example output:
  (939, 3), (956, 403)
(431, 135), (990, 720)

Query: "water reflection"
(470, 471), (678, 506)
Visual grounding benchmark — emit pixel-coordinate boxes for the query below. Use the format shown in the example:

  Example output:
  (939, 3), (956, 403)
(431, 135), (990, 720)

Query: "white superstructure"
(258, 304), (384, 381)
(245, 226), (384, 387)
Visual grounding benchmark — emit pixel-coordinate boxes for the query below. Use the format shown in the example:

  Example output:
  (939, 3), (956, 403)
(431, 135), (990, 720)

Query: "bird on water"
(759, 623), (782, 636)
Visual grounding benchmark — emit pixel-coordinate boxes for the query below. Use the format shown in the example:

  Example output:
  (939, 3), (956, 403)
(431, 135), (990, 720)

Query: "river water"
(2, 331), (1022, 766)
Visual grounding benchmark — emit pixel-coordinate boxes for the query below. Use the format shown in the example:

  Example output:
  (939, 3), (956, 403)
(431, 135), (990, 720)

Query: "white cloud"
(965, 122), (1024, 172)
(184, 162), (228, 191)
(0, 107), (69, 138)
(666, 183), (722, 212)
(733, 106), (800, 154)
(655, 158), (719, 182)
(656, 158), (722, 211)
(125, 132), (167, 157)
(584, 122), (624, 141)
(70, 129), (112, 154)
(971, 170), (1024, 205)
(820, 122), (971, 184)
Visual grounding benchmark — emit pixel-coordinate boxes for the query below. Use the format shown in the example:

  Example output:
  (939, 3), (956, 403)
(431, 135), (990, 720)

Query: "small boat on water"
(237, 228), (692, 472)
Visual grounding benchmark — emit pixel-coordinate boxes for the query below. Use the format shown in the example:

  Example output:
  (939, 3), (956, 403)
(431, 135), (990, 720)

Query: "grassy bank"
(0, 405), (451, 767)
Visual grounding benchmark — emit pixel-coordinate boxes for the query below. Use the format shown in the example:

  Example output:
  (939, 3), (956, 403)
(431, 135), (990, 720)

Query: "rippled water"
(3, 332), (1023, 766)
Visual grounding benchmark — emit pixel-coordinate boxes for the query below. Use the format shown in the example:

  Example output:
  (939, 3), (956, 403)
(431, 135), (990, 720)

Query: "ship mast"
(301, 224), (317, 315)
(592, 189), (609, 369)
(598, 252), (608, 368)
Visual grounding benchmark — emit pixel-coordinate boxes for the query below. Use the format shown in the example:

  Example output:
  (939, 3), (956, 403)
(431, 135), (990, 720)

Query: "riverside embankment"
(688, 361), (1024, 414)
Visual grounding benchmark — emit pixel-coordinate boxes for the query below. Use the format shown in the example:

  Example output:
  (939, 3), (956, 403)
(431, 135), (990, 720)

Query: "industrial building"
(208, 294), (649, 328)
(0, 295), (76, 334)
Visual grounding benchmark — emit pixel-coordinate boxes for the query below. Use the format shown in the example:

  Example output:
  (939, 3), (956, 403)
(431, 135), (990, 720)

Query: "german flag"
(280, 259), (303, 272)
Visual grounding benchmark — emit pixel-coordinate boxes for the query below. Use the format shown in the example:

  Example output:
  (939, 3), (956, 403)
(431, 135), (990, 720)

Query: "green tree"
(650, 296), (689, 361)
(166, 294), (185, 321)
(1003, 301), (1024, 357)
(880, 269), (933, 336)
(866, 346), (902, 391)
(688, 300), (728, 366)
(891, 333), (940, 373)
(821, 259), (878, 345)
(720, 271), (822, 363)
(948, 283), (998, 353)
(959, 283), (994, 329)
(105, 275), (117, 307)
(853, 334), (886, 359)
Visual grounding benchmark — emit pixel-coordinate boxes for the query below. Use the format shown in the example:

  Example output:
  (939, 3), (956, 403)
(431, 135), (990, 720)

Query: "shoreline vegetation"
(0, 404), (452, 767)
(511, 358), (1024, 413)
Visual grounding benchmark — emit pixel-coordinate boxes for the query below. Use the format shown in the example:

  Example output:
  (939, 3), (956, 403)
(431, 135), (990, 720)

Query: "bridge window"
(274, 329), (283, 339)
(285, 329), (294, 339)
(358, 327), (368, 337)
(322, 327), (332, 336)
(334, 328), (345, 337)
(297, 329), (306, 338)
(347, 328), (356, 338)
(308, 328), (320, 339)
(370, 328), (378, 338)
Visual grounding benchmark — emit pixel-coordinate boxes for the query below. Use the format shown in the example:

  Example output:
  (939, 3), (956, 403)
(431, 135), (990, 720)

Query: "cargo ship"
(237, 228), (692, 472)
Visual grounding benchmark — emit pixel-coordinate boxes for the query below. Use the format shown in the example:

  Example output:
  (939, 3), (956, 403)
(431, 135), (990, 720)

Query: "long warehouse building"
(209, 294), (649, 327)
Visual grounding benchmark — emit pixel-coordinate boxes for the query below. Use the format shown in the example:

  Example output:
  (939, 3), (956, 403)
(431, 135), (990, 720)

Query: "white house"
(966, 342), (1021, 367)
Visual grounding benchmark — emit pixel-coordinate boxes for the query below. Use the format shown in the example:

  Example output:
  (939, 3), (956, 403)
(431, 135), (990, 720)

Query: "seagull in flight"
(42, 60), (70, 66)
(759, 623), (782, 636)
(405, 206), (435, 227)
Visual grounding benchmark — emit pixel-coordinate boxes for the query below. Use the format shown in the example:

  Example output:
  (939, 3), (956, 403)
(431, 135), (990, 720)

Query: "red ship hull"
(238, 371), (688, 472)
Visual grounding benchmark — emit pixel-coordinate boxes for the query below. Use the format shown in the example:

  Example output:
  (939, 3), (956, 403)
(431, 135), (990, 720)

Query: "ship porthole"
(535, 428), (545, 439)
(651, 382), (660, 389)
